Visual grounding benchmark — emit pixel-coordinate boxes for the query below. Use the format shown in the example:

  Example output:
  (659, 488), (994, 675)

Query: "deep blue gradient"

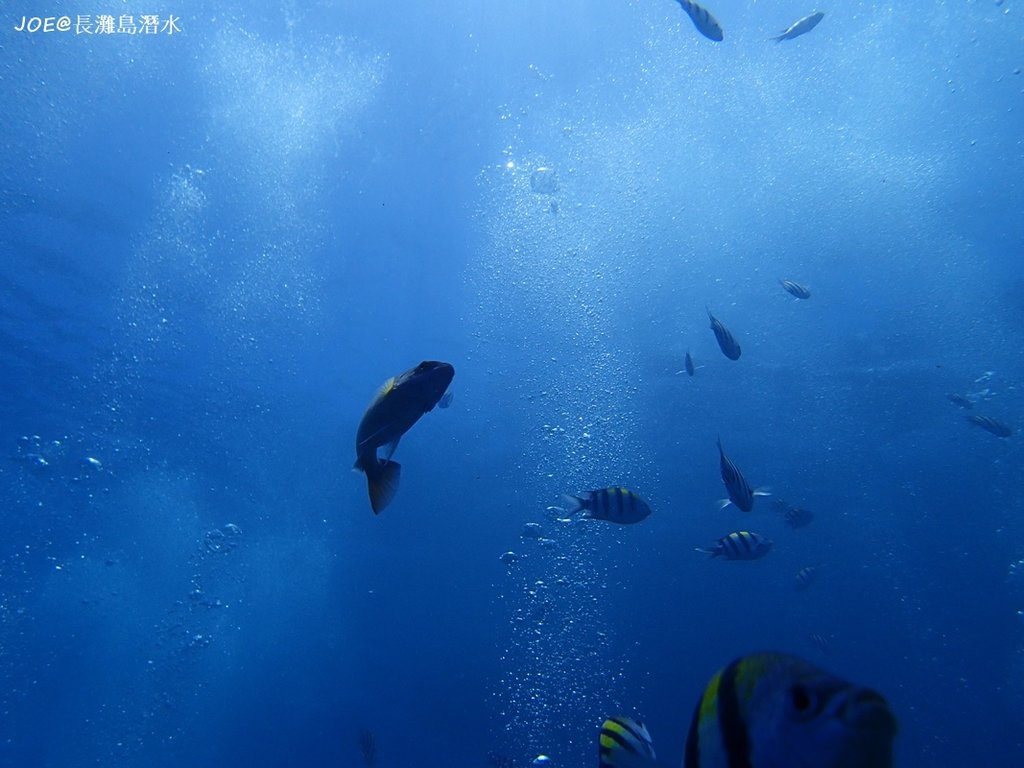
(1, 1), (1022, 766)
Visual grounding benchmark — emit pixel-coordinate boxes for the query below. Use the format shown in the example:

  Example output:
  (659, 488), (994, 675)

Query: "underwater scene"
(1, 1), (1022, 766)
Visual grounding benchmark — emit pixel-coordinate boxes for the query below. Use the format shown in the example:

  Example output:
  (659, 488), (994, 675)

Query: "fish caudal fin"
(367, 460), (401, 514)
(694, 546), (720, 558)
(560, 494), (586, 515)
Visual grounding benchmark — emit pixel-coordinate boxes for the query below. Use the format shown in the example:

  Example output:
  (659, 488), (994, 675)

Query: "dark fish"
(774, 498), (815, 528)
(696, 530), (773, 560)
(779, 278), (811, 299)
(684, 350), (695, 376)
(598, 716), (656, 768)
(771, 11), (825, 42)
(562, 487), (652, 524)
(808, 632), (833, 655)
(716, 438), (769, 512)
(358, 728), (376, 767)
(685, 653), (896, 768)
(354, 361), (455, 514)
(946, 393), (973, 409)
(676, 0), (724, 42)
(707, 308), (741, 360)
(966, 414), (1013, 438)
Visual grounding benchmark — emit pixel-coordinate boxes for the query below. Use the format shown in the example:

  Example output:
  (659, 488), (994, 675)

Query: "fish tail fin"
(561, 494), (586, 515)
(770, 34), (785, 42)
(695, 546), (720, 558)
(367, 460), (401, 514)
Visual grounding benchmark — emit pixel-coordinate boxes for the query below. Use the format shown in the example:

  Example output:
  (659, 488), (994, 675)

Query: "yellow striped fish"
(562, 487), (652, 524)
(696, 531), (772, 560)
(599, 716), (656, 767)
(675, 0), (724, 42)
(684, 653), (897, 768)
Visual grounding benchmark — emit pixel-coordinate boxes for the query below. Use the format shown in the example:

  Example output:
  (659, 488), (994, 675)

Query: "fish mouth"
(837, 688), (897, 735)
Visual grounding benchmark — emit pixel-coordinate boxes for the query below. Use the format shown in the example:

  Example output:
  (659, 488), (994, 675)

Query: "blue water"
(1, 1), (1022, 765)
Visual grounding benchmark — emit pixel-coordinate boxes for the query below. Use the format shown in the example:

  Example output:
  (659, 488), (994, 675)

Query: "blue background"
(1, 1), (1022, 765)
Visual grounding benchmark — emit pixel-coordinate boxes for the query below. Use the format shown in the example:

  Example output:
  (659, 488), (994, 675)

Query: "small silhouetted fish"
(676, 0), (724, 42)
(947, 393), (973, 409)
(771, 11), (824, 42)
(808, 632), (833, 655)
(794, 565), (820, 590)
(779, 279), (811, 299)
(358, 729), (376, 767)
(685, 350), (695, 376)
(696, 530), (773, 560)
(707, 308), (741, 360)
(562, 487), (652, 524)
(716, 438), (769, 512)
(966, 414), (1013, 438)
(774, 499), (815, 528)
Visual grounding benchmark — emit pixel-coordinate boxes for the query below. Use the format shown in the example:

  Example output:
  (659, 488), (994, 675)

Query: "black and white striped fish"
(966, 414), (1013, 438)
(598, 716), (656, 768)
(794, 565), (821, 590)
(716, 438), (769, 512)
(707, 308), (741, 360)
(675, 0), (724, 42)
(771, 11), (824, 42)
(562, 487), (652, 524)
(774, 498), (815, 528)
(779, 278), (811, 299)
(696, 530), (773, 560)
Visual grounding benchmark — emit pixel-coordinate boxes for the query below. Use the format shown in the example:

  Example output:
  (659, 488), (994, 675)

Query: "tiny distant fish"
(598, 716), (656, 768)
(774, 498), (815, 528)
(794, 565), (820, 590)
(946, 393), (973, 409)
(966, 414), (1013, 438)
(685, 350), (696, 376)
(562, 487), (652, 524)
(438, 391), (454, 409)
(779, 278), (811, 299)
(696, 530), (773, 560)
(707, 308), (741, 360)
(771, 11), (825, 42)
(676, 0), (724, 42)
(808, 632), (833, 655)
(716, 438), (769, 512)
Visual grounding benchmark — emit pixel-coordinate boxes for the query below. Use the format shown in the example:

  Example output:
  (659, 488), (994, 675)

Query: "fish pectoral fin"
(382, 437), (401, 462)
(754, 487), (773, 497)
(368, 460), (401, 515)
(715, 498), (733, 511)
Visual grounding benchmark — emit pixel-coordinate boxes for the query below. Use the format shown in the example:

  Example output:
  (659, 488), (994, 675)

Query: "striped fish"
(562, 487), (652, 524)
(707, 308), (741, 360)
(966, 414), (1013, 438)
(676, 0), (724, 42)
(716, 438), (769, 512)
(598, 716), (656, 768)
(696, 530), (773, 560)
(773, 498), (815, 528)
(794, 565), (820, 590)
(684, 653), (896, 768)
(779, 278), (811, 299)
(771, 11), (825, 43)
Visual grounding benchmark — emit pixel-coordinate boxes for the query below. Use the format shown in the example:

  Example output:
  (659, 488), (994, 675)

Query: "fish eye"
(787, 685), (820, 720)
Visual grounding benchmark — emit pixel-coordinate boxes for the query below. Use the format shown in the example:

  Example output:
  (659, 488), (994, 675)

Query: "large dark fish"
(676, 0), (724, 42)
(354, 361), (455, 514)
(966, 414), (1013, 438)
(779, 278), (811, 299)
(707, 308), (741, 360)
(771, 11), (825, 42)
(716, 438), (769, 512)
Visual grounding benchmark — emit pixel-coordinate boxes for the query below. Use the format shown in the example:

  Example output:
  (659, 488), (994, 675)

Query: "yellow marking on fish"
(733, 655), (770, 703)
(375, 377), (396, 400)
(699, 670), (723, 722)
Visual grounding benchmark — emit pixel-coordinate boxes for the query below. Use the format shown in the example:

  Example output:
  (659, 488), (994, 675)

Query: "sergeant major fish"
(596, 653), (897, 768)
(599, 716), (656, 768)
(707, 308), (741, 360)
(966, 414), (1013, 438)
(676, 0), (724, 42)
(716, 437), (770, 512)
(562, 487), (652, 524)
(779, 279), (811, 299)
(696, 530), (773, 560)
(771, 11), (824, 42)
(354, 361), (455, 514)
